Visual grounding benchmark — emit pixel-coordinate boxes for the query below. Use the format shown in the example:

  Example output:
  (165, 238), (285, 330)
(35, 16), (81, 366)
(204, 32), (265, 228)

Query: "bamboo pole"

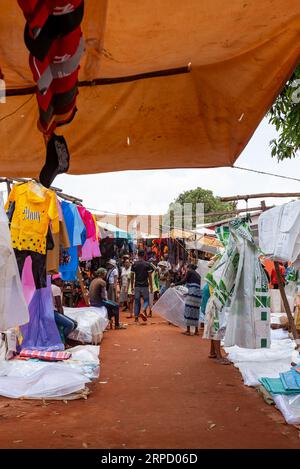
(274, 261), (300, 350)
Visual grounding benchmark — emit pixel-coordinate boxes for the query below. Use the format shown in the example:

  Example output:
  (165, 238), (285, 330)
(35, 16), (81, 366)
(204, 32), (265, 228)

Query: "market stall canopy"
(1, 0), (300, 177)
(162, 228), (194, 240)
(186, 234), (223, 255)
(98, 221), (132, 240)
(194, 227), (216, 237)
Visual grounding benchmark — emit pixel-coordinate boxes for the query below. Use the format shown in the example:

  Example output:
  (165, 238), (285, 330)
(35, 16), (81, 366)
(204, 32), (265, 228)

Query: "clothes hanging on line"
(59, 200), (86, 281)
(46, 197), (70, 274)
(5, 181), (59, 255)
(77, 206), (101, 261)
(259, 200), (300, 263)
(20, 276), (64, 352)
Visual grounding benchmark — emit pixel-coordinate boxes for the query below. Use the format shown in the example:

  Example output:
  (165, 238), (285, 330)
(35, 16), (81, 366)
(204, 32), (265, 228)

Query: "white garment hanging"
(0, 195), (29, 331)
(259, 200), (300, 263)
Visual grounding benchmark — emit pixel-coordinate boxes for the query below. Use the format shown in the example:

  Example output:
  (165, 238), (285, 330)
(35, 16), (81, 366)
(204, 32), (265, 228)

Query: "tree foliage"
(164, 187), (236, 229)
(269, 64), (300, 160)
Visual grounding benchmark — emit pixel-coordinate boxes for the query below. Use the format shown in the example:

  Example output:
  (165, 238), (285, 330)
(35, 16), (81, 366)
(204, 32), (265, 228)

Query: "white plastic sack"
(225, 339), (295, 363)
(64, 306), (108, 344)
(270, 289), (282, 314)
(0, 365), (88, 399)
(224, 228), (270, 349)
(270, 328), (289, 341)
(273, 395), (300, 425)
(235, 360), (292, 387)
(196, 260), (210, 289)
(0, 344), (101, 397)
(67, 345), (100, 363)
(152, 287), (186, 329)
(258, 200), (300, 263)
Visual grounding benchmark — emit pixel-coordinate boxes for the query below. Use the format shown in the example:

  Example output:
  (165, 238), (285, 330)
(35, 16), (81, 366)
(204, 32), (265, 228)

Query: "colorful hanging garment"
(77, 206), (101, 261)
(20, 276), (64, 351)
(59, 201), (86, 280)
(18, 0), (85, 136)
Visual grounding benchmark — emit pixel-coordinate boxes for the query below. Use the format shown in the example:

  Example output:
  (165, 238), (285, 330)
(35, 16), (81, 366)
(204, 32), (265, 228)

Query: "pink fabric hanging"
(21, 256), (36, 306)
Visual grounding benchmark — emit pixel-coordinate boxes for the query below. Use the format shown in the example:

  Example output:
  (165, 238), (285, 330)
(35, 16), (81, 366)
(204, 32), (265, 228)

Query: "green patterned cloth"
(205, 218), (270, 348)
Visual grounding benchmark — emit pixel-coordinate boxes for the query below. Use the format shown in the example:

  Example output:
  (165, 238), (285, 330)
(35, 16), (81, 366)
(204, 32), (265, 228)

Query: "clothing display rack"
(0, 177), (83, 205)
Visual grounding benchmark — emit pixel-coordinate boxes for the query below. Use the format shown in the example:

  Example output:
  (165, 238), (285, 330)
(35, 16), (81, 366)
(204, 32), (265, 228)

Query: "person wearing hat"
(106, 259), (119, 302)
(51, 274), (78, 344)
(157, 260), (172, 297)
(89, 268), (125, 330)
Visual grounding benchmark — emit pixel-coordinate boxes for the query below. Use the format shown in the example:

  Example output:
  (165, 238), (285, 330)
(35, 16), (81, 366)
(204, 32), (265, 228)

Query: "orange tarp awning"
(1, 0), (300, 176)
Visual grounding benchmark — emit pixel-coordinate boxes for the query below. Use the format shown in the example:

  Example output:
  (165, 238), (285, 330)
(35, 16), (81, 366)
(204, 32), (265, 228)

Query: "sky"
(54, 117), (300, 216)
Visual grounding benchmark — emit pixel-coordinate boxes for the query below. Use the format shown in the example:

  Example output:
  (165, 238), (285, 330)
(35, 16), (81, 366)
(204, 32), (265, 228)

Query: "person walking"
(173, 264), (201, 336)
(131, 249), (154, 323)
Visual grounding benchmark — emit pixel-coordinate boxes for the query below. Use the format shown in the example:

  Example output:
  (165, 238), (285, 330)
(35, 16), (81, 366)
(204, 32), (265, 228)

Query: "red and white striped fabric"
(18, 0), (85, 135)
(20, 349), (72, 361)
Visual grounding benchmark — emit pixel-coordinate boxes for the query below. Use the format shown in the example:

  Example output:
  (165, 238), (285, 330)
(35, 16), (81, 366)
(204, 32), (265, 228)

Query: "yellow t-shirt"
(5, 182), (59, 255)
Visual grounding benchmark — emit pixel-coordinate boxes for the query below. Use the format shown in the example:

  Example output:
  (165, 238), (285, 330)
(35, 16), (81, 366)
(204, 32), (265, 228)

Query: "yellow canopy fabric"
(1, 0), (300, 176)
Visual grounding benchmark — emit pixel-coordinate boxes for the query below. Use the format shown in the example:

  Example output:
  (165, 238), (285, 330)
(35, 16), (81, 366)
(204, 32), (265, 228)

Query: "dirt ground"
(0, 313), (299, 449)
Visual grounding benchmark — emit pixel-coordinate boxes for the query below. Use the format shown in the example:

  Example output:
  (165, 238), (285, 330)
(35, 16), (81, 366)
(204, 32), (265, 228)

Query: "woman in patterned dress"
(174, 264), (201, 336)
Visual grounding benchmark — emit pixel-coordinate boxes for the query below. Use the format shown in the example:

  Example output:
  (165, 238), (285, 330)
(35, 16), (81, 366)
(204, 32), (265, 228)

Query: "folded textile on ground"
(279, 370), (300, 391)
(20, 349), (71, 361)
(259, 377), (300, 395)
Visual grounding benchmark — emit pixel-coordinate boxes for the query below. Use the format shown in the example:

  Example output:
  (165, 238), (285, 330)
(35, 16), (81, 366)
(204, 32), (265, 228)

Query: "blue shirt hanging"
(59, 201), (86, 281)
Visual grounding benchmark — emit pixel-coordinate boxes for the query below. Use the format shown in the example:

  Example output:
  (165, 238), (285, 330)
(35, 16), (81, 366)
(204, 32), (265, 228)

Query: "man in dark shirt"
(131, 249), (154, 323)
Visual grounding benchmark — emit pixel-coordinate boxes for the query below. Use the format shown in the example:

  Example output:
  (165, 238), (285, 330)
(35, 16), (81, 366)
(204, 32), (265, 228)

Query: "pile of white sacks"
(225, 313), (300, 425)
(0, 345), (100, 400)
(0, 307), (109, 400)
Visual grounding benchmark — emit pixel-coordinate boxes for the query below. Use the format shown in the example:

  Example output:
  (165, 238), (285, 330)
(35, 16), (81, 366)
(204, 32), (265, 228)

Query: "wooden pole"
(274, 261), (300, 350)
(220, 192), (300, 202)
(205, 205), (274, 218)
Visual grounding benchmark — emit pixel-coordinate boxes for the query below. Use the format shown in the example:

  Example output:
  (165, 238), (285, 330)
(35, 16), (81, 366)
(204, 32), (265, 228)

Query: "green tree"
(269, 64), (300, 160)
(164, 187), (236, 231)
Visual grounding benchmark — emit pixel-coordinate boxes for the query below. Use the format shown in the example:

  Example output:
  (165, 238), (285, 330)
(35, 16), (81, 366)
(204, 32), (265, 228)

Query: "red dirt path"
(0, 313), (299, 449)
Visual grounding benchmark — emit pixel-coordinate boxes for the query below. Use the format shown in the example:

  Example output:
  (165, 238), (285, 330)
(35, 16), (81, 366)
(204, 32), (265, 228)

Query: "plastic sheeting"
(225, 338), (295, 364)
(225, 325), (300, 424)
(223, 221), (270, 349)
(65, 306), (108, 344)
(258, 200), (300, 263)
(0, 345), (100, 399)
(152, 286), (188, 329)
(273, 395), (300, 425)
(0, 365), (89, 399)
(236, 360), (292, 387)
